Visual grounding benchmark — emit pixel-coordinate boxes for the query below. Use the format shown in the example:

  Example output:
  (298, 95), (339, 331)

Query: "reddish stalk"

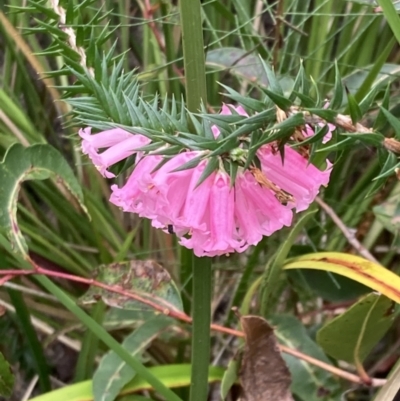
(0, 266), (386, 387)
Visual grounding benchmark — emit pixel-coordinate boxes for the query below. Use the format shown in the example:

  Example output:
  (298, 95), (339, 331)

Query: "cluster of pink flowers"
(79, 105), (333, 257)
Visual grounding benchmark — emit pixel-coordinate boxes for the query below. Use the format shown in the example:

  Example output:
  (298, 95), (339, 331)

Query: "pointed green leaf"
(170, 154), (203, 172)
(346, 90), (362, 124)
(219, 83), (266, 112)
(263, 89), (292, 111)
(330, 61), (343, 109)
(305, 108), (337, 124)
(374, 85), (391, 130)
(359, 86), (379, 115)
(259, 58), (283, 95)
(196, 156), (219, 187)
(290, 91), (316, 108)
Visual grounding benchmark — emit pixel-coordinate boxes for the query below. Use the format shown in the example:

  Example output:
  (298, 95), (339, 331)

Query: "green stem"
(376, 0), (400, 45)
(178, 2), (210, 400)
(189, 256), (212, 401)
(179, 0), (207, 111)
(180, 246), (194, 314)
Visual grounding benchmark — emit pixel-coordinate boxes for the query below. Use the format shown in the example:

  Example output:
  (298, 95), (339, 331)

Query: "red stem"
(0, 266), (386, 387)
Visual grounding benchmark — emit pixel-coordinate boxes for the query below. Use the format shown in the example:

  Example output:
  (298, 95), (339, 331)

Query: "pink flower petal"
(258, 145), (331, 212)
(79, 127), (150, 177)
(201, 173), (243, 255)
(236, 171), (292, 238)
(177, 160), (213, 232)
(110, 155), (162, 216)
(146, 152), (202, 227)
(79, 128), (133, 154)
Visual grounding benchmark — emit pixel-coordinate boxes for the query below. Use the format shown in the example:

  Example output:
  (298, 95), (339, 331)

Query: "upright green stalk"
(179, 0), (207, 111)
(178, 1), (211, 401)
(189, 256), (212, 401)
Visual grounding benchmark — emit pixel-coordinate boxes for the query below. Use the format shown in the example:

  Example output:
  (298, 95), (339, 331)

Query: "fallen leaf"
(239, 315), (294, 401)
(79, 260), (183, 312)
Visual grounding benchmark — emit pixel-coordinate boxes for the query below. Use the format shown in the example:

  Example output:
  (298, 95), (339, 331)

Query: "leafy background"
(1, 0), (400, 400)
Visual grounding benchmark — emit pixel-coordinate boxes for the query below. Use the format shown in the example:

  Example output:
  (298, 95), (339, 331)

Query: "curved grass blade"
(283, 252), (400, 303)
(28, 365), (224, 401)
(0, 143), (87, 258)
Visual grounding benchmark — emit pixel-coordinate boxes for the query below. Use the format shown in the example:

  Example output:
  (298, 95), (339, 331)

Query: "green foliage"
(2, 0), (400, 400)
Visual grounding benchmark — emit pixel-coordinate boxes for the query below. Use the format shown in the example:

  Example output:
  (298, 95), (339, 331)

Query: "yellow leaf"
(283, 252), (400, 303)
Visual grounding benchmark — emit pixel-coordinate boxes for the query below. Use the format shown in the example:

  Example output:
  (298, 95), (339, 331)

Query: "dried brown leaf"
(239, 315), (294, 401)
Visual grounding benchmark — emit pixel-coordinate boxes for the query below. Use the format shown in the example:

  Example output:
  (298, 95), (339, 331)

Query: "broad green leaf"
(28, 364), (224, 401)
(283, 252), (400, 303)
(80, 260), (183, 312)
(206, 47), (268, 87)
(93, 316), (173, 401)
(317, 293), (395, 364)
(271, 315), (341, 401)
(0, 143), (87, 257)
(0, 352), (14, 398)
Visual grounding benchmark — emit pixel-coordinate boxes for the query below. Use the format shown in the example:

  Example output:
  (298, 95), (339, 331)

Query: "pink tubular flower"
(257, 145), (331, 212)
(81, 104), (333, 257)
(79, 127), (150, 178)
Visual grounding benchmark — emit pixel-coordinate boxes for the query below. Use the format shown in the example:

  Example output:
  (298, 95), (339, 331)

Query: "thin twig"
(21, 375), (39, 401)
(49, 0), (93, 75)
(0, 265), (386, 386)
(316, 197), (379, 263)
